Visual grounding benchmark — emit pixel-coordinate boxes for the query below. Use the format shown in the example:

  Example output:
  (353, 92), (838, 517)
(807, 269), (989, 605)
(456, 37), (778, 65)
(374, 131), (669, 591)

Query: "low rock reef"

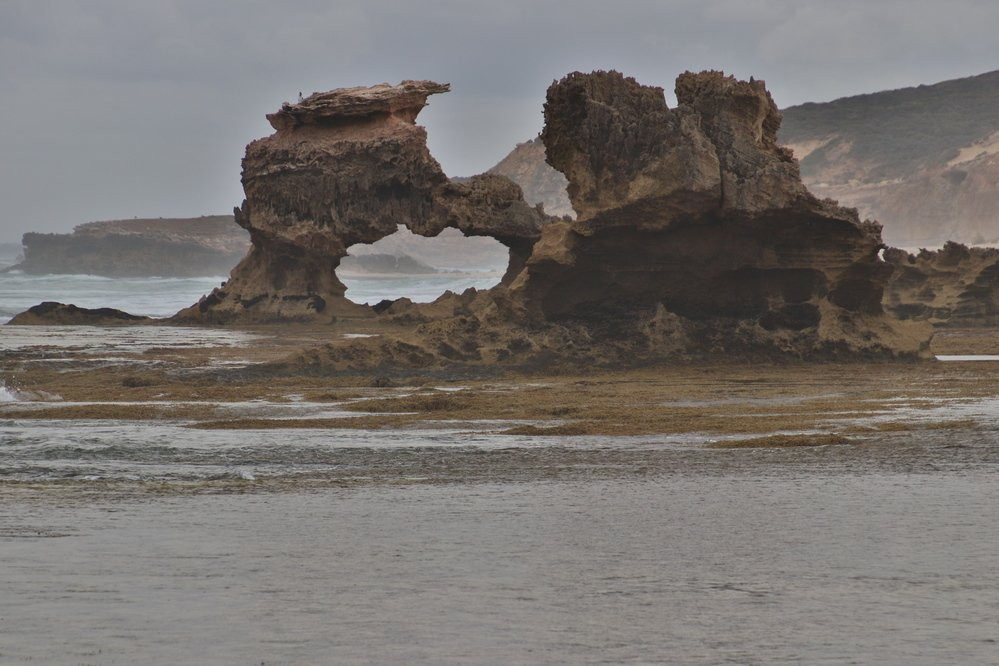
(22, 71), (936, 369)
(8, 302), (151, 325)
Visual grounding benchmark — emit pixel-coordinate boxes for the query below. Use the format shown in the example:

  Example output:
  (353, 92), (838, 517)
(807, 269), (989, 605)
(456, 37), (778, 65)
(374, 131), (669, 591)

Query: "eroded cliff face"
(493, 71), (929, 358)
(252, 71), (932, 372)
(174, 81), (547, 323)
(884, 243), (999, 327)
(16, 216), (248, 278)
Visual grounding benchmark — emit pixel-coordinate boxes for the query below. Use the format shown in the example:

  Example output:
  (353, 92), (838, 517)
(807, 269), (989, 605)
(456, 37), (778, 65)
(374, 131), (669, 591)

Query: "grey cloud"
(2, 0), (998, 241)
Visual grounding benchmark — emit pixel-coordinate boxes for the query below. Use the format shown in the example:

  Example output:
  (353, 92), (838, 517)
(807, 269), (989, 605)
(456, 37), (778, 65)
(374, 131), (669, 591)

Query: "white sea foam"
(0, 272), (504, 324)
(0, 381), (19, 402)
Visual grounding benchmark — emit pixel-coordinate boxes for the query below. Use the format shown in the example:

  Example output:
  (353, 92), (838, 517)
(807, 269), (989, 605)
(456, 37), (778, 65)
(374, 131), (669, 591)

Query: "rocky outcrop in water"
(8, 302), (151, 325)
(14, 216), (248, 278)
(16, 71), (930, 364)
(884, 242), (999, 327)
(261, 71), (931, 371)
(174, 81), (547, 323)
(505, 71), (927, 355)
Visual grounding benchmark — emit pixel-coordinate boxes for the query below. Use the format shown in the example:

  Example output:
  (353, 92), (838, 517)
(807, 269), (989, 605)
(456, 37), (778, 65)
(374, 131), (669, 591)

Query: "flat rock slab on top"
(267, 80), (451, 130)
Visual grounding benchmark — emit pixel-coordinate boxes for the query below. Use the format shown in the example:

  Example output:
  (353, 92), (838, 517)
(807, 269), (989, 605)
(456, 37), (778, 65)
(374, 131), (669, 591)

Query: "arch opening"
(337, 225), (509, 305)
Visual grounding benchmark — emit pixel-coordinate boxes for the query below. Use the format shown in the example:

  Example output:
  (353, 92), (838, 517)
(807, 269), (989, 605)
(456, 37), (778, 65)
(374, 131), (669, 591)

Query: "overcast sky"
(2, 0), (998, 242)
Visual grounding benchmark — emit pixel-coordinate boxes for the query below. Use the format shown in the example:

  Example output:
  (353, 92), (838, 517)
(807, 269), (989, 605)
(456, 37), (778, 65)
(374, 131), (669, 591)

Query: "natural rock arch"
(175, 81), (549, 323)
(336, 225), (508, 305)
(176, 72), (931, 366)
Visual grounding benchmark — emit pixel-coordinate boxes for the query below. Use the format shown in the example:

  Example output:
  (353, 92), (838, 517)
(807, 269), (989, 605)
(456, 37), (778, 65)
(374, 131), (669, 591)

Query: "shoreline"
(3, 321), (998, 496)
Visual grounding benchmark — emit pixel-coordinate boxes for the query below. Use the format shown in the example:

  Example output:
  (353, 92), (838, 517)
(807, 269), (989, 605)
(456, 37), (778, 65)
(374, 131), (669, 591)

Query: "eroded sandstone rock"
(15, 71), (929, 367)
(173, 80), (547, 323)
(499, 71), (929, 358)
(884, 242), (999, 327)
(263, 70), (933, 371)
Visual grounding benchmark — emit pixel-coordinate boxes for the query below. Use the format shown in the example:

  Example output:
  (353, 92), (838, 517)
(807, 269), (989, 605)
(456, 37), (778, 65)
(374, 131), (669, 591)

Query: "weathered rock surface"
(503, 71), (928, 357)
(8, 302), (151, 325)
(261, 70), (932, 372)
(884, 242), (999, 327)
(174, 81), (547, 323)
(14, 216), (248, 278)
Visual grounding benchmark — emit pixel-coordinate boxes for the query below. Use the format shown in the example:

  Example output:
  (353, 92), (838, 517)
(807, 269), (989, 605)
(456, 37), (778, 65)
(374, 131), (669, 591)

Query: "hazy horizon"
(3, 0), (999, 242)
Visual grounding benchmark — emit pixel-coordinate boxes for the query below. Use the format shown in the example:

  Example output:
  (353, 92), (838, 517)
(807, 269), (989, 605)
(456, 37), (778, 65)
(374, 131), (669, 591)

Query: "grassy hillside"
(781, 70), (999, 180)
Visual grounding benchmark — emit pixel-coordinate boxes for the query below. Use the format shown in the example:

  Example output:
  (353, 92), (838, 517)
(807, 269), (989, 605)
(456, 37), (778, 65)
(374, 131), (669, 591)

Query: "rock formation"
(15, 216), (248, 278)
(8, 302), (150, 325)
(884, 242), (999, 327)
(257, 70), (932, 372)
(174, 81), (547, 323)
(14, 71), (933, 366)
(500, 71), (928, 357)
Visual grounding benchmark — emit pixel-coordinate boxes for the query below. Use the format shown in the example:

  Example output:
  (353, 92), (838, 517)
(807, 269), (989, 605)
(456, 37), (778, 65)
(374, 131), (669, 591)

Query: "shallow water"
(0, 270), (500, 323)
(0, 271), (225, 322)
(3, 280), (999, 663)
(1, 324), (259, 355)
(4, 361), (999, 663)
(3, 469), (999, 665)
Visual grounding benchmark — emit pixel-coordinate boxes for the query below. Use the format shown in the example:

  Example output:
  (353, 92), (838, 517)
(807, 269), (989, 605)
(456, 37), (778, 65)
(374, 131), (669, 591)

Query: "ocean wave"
(0, 272), (228, 283)
(1, 381), (21, 402)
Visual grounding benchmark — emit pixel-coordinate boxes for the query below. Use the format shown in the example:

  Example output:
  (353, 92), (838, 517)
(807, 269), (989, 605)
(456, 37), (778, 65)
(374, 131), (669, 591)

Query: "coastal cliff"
(487, 138), (573, 219)
(15, 216), (249, 278)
